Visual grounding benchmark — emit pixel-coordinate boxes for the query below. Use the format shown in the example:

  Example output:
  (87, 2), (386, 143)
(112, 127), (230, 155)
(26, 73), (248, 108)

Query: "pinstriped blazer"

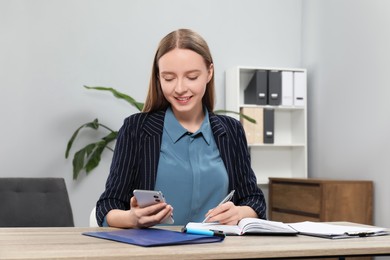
(96, 110), (266, 226)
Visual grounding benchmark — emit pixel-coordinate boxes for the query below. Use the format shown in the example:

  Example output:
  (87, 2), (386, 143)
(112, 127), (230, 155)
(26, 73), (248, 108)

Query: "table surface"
(1, 224), (390, 260)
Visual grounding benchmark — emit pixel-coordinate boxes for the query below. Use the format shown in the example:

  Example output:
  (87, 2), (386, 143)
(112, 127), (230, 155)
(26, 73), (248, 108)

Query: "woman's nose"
(174, 78), (188, 94)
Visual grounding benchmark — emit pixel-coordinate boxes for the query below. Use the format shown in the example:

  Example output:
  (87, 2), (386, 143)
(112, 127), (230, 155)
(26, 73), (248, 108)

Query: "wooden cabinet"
(269, 178), (373, 225)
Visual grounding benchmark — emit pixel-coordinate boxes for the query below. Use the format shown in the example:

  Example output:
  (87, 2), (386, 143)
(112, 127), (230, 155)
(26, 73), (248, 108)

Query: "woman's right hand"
(106, 197), (173, 228)
(129, 196), (173, 228)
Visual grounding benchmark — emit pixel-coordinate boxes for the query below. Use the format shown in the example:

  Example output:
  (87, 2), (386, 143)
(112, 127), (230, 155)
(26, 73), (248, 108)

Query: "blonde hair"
(142, 29), (215, 113)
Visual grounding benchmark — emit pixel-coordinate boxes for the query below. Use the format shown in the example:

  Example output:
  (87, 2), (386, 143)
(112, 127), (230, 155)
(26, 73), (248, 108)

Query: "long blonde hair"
(142, 29), (215, 113)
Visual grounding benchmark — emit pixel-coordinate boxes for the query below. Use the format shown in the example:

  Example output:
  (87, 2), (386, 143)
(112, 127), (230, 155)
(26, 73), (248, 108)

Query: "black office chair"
(0, 177), (74, 227)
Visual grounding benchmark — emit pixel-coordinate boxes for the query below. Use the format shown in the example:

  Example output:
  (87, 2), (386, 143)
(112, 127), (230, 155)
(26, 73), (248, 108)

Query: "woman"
(96, 28), (266, 228)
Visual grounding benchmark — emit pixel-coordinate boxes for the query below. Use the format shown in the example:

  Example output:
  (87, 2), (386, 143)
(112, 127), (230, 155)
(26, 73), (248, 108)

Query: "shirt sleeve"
(102, 216), (109, 227)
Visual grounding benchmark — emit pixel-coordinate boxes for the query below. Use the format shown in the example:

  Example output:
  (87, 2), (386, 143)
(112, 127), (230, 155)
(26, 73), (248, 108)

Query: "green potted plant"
(65, 86), (255, 180)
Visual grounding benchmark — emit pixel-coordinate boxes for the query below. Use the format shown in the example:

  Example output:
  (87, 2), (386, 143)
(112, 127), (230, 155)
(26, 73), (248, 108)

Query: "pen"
(345, 232), (376, 237)
(182, 227), (225, 238)
(202, 190), (235, 223)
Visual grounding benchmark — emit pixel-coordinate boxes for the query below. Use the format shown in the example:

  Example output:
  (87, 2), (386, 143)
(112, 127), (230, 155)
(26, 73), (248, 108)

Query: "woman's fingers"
(137, 204), (173, 227)
(130, 197), (173, 227)
(205, 202), (240, 224)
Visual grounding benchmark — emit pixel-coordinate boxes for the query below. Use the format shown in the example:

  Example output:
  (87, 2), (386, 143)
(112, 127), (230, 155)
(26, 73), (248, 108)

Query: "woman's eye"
(188, 76), (198, 81)
(163, 77), (174, 82)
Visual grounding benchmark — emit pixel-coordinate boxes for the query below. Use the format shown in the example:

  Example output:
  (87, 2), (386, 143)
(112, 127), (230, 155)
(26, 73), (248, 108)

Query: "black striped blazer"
(96, 110), (267, 226)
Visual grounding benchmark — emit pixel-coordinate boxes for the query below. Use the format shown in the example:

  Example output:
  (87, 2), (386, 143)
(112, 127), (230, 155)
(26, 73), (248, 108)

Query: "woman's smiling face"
(158, 48), (213, 118)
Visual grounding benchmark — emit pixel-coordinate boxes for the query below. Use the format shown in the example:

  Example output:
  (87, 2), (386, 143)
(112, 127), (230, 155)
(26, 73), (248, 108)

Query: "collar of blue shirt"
(164, 106), (211, 145)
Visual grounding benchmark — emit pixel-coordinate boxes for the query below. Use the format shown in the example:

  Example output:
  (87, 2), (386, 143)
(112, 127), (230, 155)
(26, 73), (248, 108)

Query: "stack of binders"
(240, 107), (274, 144)
(240, 107), (264, 144)
(241, 69), (306, 144)
(244, 70), (306, 107)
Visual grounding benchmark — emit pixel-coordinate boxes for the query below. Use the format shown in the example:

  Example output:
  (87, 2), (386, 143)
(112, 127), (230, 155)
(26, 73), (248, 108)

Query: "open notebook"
(185, 218), (298, 236)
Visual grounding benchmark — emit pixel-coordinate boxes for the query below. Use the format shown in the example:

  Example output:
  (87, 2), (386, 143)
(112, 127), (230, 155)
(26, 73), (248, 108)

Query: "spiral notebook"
(83, 227), (224, 247)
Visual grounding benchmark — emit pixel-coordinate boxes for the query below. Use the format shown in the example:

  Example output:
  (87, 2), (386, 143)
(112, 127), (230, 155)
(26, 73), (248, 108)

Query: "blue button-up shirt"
(155, 107), (229, 225)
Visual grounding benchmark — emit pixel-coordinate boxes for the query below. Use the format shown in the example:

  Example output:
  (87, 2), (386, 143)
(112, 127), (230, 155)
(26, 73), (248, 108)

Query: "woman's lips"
(175, 96), (192, 104)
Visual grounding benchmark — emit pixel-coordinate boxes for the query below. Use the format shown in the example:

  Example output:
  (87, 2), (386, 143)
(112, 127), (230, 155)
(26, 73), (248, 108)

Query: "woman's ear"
(207, 63), (214, 83)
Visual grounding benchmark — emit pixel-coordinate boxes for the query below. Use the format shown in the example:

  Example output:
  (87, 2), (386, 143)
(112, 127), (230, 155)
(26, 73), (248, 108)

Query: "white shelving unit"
(225, 66), (307, 184)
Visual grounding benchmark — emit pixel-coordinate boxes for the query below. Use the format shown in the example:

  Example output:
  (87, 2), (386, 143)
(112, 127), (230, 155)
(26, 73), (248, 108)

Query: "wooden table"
(1, 226), (390, 259)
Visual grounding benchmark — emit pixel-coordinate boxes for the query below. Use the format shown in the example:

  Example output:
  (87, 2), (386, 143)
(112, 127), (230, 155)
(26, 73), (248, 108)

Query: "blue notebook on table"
(83, 228), (224, 247)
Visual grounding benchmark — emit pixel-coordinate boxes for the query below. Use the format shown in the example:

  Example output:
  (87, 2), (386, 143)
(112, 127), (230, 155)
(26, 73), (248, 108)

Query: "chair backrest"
(0, 177), (74, 227)
(89, 206), (99, 227)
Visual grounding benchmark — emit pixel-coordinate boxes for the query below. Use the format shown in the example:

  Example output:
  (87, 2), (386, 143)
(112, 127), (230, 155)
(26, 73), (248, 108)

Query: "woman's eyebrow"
(186, 70), (201, 74)
(160, 71), (175, 75)
(160, 70), (201, 75)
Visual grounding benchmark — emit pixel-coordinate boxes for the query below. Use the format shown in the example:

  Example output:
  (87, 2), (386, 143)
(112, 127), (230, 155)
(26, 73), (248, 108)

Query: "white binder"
(293, 71), (306, 107)
(281, 71), (293, 106)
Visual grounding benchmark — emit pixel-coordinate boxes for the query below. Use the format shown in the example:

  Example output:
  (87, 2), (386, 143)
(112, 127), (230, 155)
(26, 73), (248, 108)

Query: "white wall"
(0, 0), (303, 226)
(302, 0), (390, 229)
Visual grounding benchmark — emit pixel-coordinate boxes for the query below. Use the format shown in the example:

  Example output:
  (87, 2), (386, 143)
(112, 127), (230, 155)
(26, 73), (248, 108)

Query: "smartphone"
(133, 189), (174, 224)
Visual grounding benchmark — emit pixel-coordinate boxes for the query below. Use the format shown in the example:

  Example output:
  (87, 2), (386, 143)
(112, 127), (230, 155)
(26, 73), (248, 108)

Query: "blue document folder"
(83, 228), (224, 247)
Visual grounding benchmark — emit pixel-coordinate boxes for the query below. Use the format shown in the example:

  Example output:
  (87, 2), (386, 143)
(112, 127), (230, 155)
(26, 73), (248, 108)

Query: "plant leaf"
(72, 143), (95, 180)
(84, 142), (106, 174)
(103, 131), (118, 142)
(65, 119), (100, 158)
(84, 86), (144, 111)
(71, 131), (118, 179)
(214, 109), (256, 124)
(84, 131), (118, 174)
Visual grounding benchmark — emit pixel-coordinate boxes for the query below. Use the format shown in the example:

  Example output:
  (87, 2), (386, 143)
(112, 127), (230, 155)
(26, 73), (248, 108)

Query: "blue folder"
(83, 228), (224, 247)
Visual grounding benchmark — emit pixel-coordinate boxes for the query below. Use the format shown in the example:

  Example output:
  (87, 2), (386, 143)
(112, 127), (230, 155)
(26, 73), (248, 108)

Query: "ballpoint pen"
(345, 231), (377, 237)
(202, 190), (235, 223)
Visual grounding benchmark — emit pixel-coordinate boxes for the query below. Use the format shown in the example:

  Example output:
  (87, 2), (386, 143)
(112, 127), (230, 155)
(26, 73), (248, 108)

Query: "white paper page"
(289, 221), (386, 235)
(240, 218), (294, 231)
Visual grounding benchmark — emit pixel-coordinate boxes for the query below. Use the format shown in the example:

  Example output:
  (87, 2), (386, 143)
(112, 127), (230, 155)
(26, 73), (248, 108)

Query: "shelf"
(225, 66), (308, 184)
(240, 104), (305, 111)
(249, 144), (305, 147)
